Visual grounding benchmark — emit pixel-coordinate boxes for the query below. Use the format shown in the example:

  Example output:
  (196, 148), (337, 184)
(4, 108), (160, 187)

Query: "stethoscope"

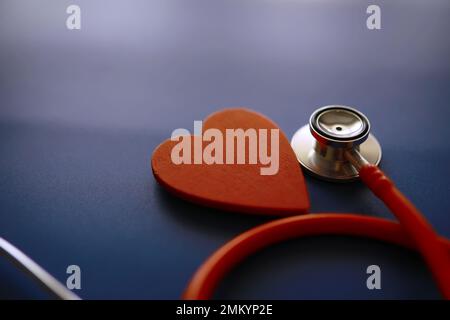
(0, 237), (80, 299)
(1, 105), (449, 300)
(183, 105), (450, 299)
(291, 105), (382, 181)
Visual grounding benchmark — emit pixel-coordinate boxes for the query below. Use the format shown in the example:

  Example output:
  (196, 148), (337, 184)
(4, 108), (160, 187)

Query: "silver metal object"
(291, 105), (382, 181)
(0, 237), (81, 300)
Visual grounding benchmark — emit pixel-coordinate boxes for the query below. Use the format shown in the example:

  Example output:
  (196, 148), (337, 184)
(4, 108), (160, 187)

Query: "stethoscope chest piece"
(291, 105), (382, 181)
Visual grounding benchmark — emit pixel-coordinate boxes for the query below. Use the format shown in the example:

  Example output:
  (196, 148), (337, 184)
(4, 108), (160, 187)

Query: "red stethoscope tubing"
(183, 165), (450, 299)
(359, 165), (450, 298)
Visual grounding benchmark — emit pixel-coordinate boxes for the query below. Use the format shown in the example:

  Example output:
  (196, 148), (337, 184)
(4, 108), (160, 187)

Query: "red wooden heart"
(151, 108), (310, 215)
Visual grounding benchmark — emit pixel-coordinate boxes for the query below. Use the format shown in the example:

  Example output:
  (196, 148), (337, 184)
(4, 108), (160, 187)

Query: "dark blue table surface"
(1, 0), (449, 299)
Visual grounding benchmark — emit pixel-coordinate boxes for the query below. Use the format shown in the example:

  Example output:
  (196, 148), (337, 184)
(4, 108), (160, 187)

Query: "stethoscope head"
(291, 105), (382, 181)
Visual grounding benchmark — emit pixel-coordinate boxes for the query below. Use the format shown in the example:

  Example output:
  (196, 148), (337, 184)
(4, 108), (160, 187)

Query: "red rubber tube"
(183, 214), (450, 300)
(183, 165), (450, 299)
(359, 165), (450, 298)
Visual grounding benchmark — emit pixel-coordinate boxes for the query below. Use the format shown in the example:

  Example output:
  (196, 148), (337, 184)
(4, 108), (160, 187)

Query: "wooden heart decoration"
(151, 108), (310, 215)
